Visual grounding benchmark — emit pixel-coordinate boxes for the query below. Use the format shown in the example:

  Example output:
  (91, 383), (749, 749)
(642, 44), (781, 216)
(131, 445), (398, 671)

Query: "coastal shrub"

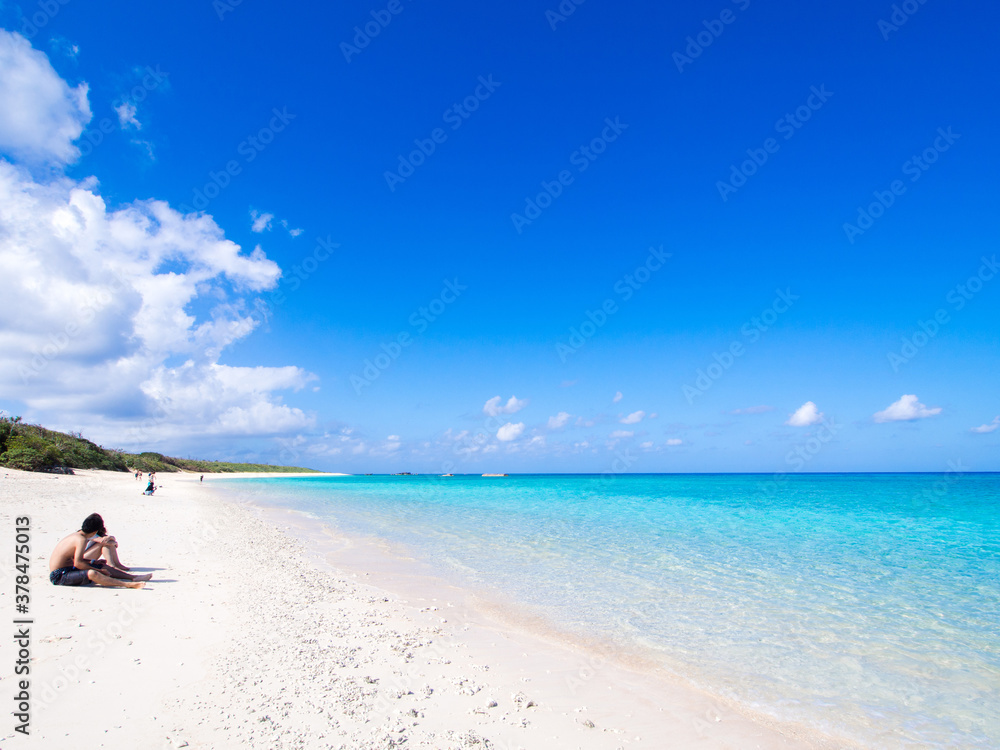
(0, 415), (23, 454)
(121, 452), (178, 473)
(0, 418), (319, 474)
(1, 434), (65, 471)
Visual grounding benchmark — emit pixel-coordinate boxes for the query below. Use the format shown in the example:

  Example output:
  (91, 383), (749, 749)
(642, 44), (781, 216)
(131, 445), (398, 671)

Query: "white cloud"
(971, 416), (1000, 434)
(547, 411), (572, 430)
(250, 210), (274, 233)
(141, 362), (315, 438)
(280, 219), (303, 237)
(612, 391), (623, 403)
(609, 430), (633, 439)
(49, 37), (80, 61)
(483, 395), (527, 417)
(496, 422), (525, 441)
(367, 434), (401, 456)
(115, 102), (140, 130)
(640, 440), (653, 449)
(0, 30), (91, 164)
(620, 410), (645, 425)
(873, 394), (942, 423)
(130, 138), (154, 160)
(732, 405), (775, 415)
(0, 42), (315, 448)
(786, 401), (824, 427)
(666, 438), (683, 446)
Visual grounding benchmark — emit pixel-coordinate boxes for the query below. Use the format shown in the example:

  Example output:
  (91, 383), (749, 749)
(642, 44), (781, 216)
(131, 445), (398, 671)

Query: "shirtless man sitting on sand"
(49, 513), (151, 589)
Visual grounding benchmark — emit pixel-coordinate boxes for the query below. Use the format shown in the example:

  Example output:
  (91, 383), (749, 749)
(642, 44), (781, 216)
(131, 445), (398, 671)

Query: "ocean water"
(219, 473), (1000, 748)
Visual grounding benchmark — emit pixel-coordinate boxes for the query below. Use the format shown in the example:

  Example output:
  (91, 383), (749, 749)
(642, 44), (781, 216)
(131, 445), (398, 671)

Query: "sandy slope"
(0, 468), (833, 749)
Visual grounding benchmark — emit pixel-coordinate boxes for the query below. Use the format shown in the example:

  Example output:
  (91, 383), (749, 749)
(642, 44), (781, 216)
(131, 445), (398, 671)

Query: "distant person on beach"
(49, 513), (151, 588)
(144, 479), (155, 495)
(200, 475), (203, 482)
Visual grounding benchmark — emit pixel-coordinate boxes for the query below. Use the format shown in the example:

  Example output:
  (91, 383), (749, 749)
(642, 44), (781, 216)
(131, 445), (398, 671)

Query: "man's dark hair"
(81, 513), (105, 535)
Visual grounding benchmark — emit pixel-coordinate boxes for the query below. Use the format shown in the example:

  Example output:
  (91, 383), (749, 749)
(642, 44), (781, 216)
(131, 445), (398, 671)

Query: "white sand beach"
(0, 468), (836, 749)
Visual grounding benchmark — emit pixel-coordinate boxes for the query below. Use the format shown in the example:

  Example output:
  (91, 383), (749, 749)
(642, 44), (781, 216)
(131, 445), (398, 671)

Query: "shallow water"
(220, 473), (1000, 748)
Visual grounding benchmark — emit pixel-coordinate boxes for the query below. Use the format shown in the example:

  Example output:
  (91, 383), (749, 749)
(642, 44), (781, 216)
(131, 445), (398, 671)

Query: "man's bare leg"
(101, 546), (129, 571)
(86, 569), (145, 589)
(84, 541), (130, 571)
(100, 566), (152, 582)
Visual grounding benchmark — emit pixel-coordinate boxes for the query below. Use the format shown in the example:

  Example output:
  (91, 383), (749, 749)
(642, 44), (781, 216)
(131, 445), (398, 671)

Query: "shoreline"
(213, 475), (844, 749)
(1, 468), (838, 748)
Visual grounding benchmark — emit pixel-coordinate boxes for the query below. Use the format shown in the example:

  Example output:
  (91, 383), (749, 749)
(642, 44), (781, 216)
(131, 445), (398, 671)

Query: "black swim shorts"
(49, 566), (91, 586)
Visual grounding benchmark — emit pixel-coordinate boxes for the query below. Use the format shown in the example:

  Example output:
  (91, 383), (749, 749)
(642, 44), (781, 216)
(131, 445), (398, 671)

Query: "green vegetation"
(121, 451), (320, 475)
(0, 416), (319, 474)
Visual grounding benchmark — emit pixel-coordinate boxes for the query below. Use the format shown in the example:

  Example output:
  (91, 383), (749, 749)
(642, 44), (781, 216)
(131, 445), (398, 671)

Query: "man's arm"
(73, 536), (101, 570)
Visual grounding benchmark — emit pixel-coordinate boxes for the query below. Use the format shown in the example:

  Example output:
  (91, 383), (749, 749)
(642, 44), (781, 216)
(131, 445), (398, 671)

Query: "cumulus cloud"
(49, 37), (80, 61)
(303, 427), (367, 458)
(732, 405), (775, 415)
(666, 438), (683, 446)
(609, 429), (633, 439)
(0, 30), (92, 164)
(115, 102), (140, 130)
(620, 410), (645, 425)
(873, 395), (942, 423)
(786, 401), (824, 427)
(0, 159), (313, 442)
(0, 38), (315, 447)
(612, 391), (623, 403)
(280, 219), (303, 237)
(250, 209), (274, 233)
(496, 422), (525, 441)
(971, 416), (1000, 434)
(547, 411), (571, 430)
(140, 362), (315, 438)
(130, 138), (155, 160)
(483, 395), (527, 417)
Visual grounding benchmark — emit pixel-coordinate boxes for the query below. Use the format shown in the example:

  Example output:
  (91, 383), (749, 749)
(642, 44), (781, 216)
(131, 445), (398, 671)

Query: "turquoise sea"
(219, 473), (1000, 748)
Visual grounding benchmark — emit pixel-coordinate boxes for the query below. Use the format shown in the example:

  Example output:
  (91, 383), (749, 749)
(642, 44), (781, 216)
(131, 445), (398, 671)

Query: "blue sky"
(0, 0), (997, 472)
